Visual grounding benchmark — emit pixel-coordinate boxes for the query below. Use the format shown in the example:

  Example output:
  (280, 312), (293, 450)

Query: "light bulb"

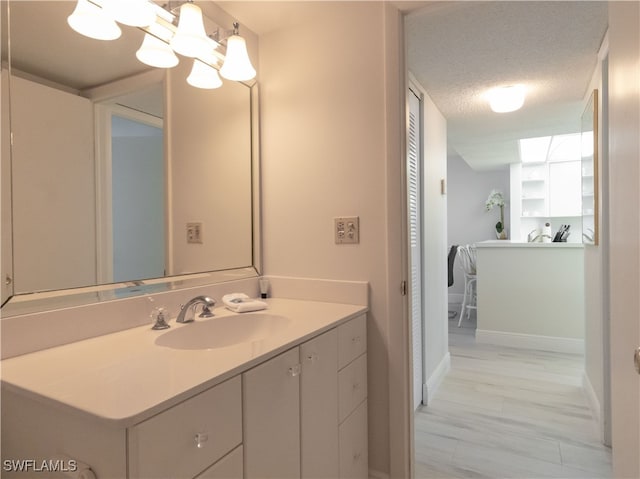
(220, 33), (256, 81)
(170, 3), (210, 58)
(67, 0), (121, 41)
(136, 33), (179, 68)
(187, 60), (223, 89)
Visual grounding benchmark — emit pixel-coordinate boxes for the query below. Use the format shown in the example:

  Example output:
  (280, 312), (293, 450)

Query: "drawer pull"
(353, 451), (362, 462)
(352, 336), (362, 344)
(288, 364), (302, 377)
(194, 432), (209, 449)
(306, 354), (319, 363)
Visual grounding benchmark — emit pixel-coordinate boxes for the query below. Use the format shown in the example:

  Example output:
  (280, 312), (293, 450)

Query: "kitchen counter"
(475, 243), (585, 352)
(476, 240), (584, 248)
(0, 298), (367, 427)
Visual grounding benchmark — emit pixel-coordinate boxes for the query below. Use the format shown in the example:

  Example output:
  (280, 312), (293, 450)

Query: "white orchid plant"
(485, 189), (506, 235)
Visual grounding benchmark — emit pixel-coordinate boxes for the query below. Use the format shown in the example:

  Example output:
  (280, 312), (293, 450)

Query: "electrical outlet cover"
(334, 216), (359, 244)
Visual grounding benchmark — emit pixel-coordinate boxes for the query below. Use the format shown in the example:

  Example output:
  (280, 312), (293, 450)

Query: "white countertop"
(475, 240), (584, 248)
(0, 298), (367, 427)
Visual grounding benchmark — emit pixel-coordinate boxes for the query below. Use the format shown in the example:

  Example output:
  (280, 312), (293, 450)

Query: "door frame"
(94, 103), (163, 283)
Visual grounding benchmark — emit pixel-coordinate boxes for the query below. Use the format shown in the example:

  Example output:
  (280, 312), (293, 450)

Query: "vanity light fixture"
(67, 0), (121, 41)
(187, 59), (223, 89)
(219, 23), (256, 82)
(67, 0), (257, 89)
(169, 2), (211, 59)
(487, 84), (526, 113)
(136, 33), (180, 69)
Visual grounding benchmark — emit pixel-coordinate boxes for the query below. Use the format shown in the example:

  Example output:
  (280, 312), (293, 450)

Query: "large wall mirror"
(1, 1), (260, 316)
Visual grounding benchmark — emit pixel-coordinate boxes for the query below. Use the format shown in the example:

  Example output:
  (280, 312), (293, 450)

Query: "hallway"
(414, 314), (612, 478)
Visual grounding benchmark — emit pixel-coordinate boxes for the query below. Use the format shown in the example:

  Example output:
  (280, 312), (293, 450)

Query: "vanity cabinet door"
(243, 347), (301, 479)
(301, 329), (339, 479)
(339, 400), (368, 479)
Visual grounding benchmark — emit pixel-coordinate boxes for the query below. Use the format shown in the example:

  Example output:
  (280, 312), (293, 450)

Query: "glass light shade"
(136, 34), (179, 68)
(220, 34), (256, 81)
(67, 0), (121, 41)
(488, 85), (526, 113)
(187, 60), (223, 89)
(170, 3), (210, 58)
(102, 0), (156, 27)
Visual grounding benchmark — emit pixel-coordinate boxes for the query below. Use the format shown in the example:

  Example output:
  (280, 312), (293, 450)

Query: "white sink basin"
(155, 313), (292, 350)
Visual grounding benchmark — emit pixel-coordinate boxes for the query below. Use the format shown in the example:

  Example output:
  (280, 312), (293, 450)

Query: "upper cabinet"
(511, 133), (584, 241)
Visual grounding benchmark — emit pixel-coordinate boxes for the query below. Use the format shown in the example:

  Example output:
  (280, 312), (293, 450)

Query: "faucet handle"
(199, 304), (215, 318)
(151, 307), (170, 330)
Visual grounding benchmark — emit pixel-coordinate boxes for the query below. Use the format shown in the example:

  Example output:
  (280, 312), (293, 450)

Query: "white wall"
(582, 33), (609, 443)
(420, 88), (449, 394)
(167, 61), (253, 275)
(10, 75), (96, 292)
(447, 153), (510, 297)
(257, 3), (404, 475)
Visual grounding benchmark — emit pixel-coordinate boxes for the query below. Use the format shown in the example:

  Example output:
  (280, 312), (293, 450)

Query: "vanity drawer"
(338, 315), (367, 370)
(338, 353), (367, 424)
(339, 400), (368, 479)
(128, 376), (242, 479)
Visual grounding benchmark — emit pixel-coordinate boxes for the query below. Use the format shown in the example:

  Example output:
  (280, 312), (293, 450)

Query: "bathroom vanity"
(1, 298), (368, 479)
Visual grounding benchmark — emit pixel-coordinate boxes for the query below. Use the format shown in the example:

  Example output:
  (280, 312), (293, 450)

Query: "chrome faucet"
(176, 296), (216, 323)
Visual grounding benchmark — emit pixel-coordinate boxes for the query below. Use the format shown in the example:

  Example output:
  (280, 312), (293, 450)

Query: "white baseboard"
(476, 329), (584, 354)
(422, 352), (451, 405)
(582, 372), (604, 440)
(369, 469), (389, 479)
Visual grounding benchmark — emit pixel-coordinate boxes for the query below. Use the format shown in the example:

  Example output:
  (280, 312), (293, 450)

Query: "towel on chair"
(222, 293), (268, 313)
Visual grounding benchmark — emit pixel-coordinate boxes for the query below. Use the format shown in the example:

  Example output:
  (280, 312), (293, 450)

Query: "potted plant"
(486, 189), (507, 239)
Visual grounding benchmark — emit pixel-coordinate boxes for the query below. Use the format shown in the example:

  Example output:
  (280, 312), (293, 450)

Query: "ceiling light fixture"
(67, 0), (121, 41)
(67, 0), (256, 89)
(487, 85), (526, 113)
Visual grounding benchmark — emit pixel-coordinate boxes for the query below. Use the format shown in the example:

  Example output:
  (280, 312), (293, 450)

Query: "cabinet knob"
(288, 364), (302, 377)
(306, 354), (319, 363)
(352, 335), (361, 344)
(195, 432), (209, 448)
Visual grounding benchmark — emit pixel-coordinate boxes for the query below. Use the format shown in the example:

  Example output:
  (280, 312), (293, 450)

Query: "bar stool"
(457, 244), (477, 327)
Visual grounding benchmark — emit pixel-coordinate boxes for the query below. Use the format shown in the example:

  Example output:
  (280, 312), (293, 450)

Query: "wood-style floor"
(414, 310), (612, 479)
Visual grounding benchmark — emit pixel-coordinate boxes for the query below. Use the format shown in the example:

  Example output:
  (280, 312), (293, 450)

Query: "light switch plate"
(335, 216), (359, 244)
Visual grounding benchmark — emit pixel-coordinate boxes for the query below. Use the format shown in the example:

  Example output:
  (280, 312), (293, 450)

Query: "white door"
(243, 347), (301, 479)
(609, 2), (640, 476)
(408, 87), (424, 410)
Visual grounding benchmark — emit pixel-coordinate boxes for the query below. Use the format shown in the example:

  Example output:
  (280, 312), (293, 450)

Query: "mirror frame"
(581, 89), (598, 245)
(0, 74), (262, 317)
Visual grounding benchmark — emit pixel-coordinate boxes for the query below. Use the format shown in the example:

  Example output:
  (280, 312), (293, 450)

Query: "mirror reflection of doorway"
(111, 114), (165, 282)
(95, 102), (165, 284)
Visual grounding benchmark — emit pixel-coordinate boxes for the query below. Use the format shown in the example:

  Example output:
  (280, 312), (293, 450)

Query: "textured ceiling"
(406, 1), (608, 170)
